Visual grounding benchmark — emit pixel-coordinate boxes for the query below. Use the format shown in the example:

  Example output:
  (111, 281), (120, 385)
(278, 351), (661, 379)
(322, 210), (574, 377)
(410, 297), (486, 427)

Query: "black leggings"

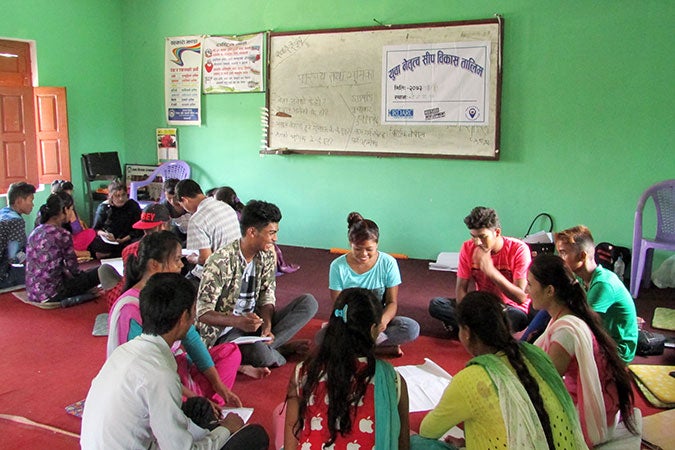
(48, 268), (100, 302)
(430, 296), (532, 332)
(220, 424), (269, 450)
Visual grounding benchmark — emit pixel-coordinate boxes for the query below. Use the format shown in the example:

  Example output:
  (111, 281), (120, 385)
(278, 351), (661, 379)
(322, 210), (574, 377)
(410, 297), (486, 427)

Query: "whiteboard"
(266, 19), (502, 159)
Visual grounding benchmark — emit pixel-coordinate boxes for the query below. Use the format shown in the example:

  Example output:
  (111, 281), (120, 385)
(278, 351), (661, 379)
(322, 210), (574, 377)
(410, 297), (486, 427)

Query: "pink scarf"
(536, 314), (608, 445)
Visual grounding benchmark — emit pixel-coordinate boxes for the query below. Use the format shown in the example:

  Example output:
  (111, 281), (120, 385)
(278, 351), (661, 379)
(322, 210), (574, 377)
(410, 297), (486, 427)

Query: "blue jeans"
(429, 297), (531, 333)
(314, 315), (420, 347)
(520, 310), (551, 342)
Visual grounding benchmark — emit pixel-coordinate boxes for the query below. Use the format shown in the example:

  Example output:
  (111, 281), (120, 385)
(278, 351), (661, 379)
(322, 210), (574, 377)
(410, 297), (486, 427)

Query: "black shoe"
(60, 293), (96, 308)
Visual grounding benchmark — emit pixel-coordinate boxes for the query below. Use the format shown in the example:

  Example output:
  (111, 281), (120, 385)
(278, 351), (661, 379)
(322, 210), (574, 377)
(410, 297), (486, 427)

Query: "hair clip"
(334, 304), (348, 323)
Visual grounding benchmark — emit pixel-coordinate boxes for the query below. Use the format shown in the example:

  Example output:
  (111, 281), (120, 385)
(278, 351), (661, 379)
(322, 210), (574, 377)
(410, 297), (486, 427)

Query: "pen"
(641, 439), (662, 450)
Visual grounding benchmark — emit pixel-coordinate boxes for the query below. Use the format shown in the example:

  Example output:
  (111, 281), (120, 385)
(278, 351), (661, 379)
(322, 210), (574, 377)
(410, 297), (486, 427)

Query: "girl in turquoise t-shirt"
(327, 211), (419, 356)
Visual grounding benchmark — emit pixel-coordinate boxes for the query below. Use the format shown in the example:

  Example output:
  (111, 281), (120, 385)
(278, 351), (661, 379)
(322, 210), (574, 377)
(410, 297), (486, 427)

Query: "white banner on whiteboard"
(382, 41), (490, 126)
(165, 36), (203, 126)
(202, 33), (264, 93)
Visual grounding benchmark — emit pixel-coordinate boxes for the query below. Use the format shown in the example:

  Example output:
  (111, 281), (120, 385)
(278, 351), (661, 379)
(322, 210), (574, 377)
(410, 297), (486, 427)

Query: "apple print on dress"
(346, 441), (361, 450)
(359, 416), (374, 434)
(310, 414), (324, 431)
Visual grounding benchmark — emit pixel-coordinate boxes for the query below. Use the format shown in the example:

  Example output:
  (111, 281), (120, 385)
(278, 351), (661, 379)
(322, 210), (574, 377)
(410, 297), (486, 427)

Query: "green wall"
(120, 0), (675, 261)
(3, 0), (674, 264)
(2, 0), (126, 223)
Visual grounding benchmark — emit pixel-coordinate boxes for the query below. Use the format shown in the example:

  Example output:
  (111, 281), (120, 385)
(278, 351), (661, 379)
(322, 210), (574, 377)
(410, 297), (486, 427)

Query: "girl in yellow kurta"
(417, 292), (587, 450)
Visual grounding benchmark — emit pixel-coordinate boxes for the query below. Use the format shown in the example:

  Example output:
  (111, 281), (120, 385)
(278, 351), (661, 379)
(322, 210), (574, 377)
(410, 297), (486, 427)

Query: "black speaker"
(81, 152), (122, 181)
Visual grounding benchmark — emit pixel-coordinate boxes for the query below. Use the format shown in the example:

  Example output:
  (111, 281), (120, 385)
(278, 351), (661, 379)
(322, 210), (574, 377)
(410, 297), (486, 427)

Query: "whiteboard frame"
(265, 18), (503, 160)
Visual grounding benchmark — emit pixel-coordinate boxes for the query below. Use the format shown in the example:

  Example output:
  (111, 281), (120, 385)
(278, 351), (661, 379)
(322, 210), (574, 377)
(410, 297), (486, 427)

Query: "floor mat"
(642, 408), (675, 450)
(628, 364), (675, 408)
(651, 307), (675, 331)
(0, 284), (25, 294)
(92, 313), (109, 336)
(12, 291), (61, 309)
(64, 400), (85, 418)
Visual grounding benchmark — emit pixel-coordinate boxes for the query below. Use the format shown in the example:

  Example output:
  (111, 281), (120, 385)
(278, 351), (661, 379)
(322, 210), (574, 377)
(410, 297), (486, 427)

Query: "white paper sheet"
(395, 358), (452, 412)
(440, 425), (465, 442)
(522, 230), (554, 244)
(100, 249), (195, 278)
(100, 257), (124, 276)
(100, 235), (119, 245)
(429, 252), (460, 272)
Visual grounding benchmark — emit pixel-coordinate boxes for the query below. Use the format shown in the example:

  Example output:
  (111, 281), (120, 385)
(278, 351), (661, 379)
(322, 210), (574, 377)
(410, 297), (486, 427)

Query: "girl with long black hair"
(26, 192), (99, 305)
(285, 287), (410, 449)
(107, 231), (242, 409)
(529, 254), (637, 447)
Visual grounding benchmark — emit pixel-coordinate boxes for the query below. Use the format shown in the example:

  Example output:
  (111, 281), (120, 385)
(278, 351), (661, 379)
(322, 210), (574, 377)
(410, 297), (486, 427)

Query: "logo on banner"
(424, 107), (446, 121)
(388, 109), (414, 118)
(465, 106), (481, 121)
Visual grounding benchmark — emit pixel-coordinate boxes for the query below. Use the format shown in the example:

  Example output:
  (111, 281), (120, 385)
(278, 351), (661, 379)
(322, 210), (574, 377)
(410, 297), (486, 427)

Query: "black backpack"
(595, 242), (631, 285)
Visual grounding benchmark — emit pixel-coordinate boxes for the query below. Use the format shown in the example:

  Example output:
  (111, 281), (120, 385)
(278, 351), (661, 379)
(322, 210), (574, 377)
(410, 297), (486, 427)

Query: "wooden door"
(0, 86), (38, 191)
(34, 87), (70, 184)
(0, 40), (32, 87)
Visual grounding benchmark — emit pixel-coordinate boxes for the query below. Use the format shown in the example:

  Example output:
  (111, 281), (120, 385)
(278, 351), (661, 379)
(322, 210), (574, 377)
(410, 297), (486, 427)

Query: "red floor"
(0, 245), (672, 448)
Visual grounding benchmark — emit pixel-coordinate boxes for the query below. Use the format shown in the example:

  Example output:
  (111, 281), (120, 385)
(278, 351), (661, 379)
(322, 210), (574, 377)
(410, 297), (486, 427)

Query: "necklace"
(551, 307), (567, 322)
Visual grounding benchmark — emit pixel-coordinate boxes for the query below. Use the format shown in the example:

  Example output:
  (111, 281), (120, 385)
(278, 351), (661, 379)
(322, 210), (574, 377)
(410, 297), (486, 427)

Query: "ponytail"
(124, 231), (181, 291)
(457, 292), (555, 450)
(38, 192), (73, 224)
(124, 253), (143, 290)
(37, 204), (51, 225)
(502, 341), (555, 449)
(529, 254), (637, 435)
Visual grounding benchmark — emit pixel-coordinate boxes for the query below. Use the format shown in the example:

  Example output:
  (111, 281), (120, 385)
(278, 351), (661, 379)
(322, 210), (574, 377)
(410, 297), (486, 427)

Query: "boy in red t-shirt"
(429, 206), (532, 337)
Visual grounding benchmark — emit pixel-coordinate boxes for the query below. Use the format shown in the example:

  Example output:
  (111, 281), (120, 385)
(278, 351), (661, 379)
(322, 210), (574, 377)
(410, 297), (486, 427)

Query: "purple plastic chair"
(129, 160), (190, 207)
(630, 179), (675, 298)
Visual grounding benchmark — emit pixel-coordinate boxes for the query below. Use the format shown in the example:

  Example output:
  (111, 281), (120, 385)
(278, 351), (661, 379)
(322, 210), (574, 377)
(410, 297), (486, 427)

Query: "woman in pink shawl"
(527, 254), (637, 447)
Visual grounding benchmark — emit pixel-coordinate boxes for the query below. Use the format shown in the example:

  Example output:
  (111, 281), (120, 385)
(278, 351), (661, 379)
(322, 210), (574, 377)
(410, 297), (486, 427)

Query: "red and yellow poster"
(202, 33), (264, 93)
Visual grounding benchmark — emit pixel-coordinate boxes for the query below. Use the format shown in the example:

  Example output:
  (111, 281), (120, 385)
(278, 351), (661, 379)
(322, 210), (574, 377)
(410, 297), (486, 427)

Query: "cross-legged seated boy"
(0, 182), (36, 290)
(429, 206), (532, 337)
(197, 200), (318, 374)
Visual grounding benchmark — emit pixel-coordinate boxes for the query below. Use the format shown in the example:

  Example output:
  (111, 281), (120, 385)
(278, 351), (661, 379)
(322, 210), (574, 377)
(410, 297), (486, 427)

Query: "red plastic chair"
(630, 179), (675, 298)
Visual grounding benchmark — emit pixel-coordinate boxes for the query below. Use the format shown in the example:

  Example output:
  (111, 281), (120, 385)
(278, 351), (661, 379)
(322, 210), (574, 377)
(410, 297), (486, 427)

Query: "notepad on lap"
(230, 336), (273, 345)
(221, 407), (254, 423)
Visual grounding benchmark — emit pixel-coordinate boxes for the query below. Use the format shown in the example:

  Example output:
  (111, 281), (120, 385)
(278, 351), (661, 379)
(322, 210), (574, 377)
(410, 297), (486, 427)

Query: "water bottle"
(614, 255), (625, 280)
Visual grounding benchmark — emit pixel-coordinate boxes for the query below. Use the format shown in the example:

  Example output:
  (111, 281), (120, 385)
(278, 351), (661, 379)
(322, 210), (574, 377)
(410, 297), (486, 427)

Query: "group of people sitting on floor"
(1, 179), (640, 449)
